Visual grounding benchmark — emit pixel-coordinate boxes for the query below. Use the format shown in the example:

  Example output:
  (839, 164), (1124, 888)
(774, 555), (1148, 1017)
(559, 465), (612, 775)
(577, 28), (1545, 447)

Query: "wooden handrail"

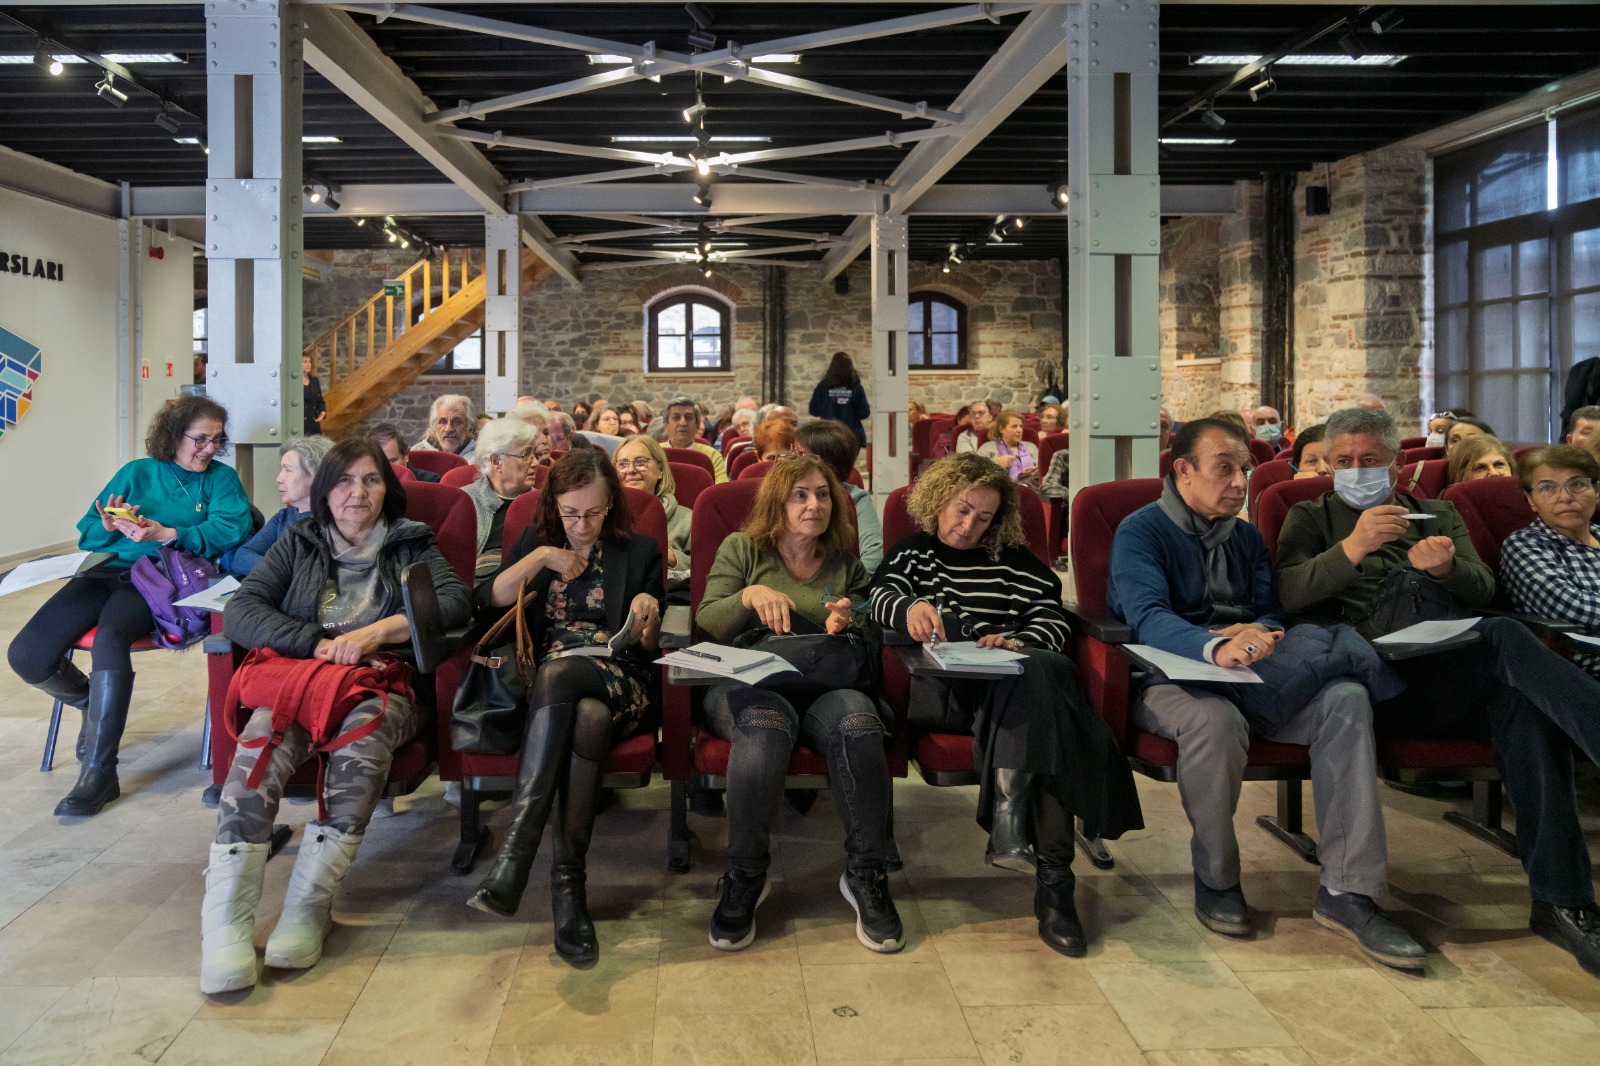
(305, 249), (481, 390)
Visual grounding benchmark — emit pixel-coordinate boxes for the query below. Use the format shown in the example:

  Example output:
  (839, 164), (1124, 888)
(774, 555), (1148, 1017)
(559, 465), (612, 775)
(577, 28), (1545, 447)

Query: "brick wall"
(1159, 215), (1222, 419)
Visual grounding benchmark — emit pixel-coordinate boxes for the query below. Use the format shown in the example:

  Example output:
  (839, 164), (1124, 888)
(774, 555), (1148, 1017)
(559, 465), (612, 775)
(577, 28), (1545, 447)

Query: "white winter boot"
(199, 840), (269, 994)
(264, 824), (363, 970)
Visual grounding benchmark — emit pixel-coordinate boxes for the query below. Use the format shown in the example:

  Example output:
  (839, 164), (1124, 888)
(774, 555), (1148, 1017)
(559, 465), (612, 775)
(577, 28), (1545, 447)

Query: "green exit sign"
(382, 278), (402, 297)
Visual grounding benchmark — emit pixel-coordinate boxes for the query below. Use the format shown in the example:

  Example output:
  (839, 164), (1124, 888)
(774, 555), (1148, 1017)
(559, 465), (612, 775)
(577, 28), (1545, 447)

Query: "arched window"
(908, 292), (968, 369)
(647, 291), (731, 373)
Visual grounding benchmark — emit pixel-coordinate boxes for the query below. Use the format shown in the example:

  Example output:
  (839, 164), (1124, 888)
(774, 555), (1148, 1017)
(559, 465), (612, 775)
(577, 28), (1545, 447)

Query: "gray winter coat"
(224, 516), (472, 659)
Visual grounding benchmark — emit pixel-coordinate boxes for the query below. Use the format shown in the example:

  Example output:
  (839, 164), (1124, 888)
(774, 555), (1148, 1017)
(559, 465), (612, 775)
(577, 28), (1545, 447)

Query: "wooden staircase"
(311, 248), (548, 436)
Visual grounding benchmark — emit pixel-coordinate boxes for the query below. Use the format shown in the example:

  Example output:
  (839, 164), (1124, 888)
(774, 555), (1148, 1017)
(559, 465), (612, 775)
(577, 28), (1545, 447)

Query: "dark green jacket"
(224, 517), (471, 658)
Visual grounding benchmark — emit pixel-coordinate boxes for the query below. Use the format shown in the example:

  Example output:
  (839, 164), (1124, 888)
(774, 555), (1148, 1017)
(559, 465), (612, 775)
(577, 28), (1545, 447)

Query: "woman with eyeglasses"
(461, 417), (542, 579)
(613, 435), (692, 599)
(465, 449), (664, 967)
(7, 395), (252, 816)
(1502, 446), (1600, 679)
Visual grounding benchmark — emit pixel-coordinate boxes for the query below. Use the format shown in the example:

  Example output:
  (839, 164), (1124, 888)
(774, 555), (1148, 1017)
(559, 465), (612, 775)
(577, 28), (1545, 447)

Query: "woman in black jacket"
(466, 449), (664, 967)
(808, 350), (871, 448)
(203, 438), (471, 996)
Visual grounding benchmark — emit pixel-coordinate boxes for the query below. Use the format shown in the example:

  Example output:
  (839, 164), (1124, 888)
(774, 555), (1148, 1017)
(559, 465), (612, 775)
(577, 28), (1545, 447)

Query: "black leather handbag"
(732, 614), (879, 695)
(1350, 564), (1460, 640)
(450, 582), (535, 754)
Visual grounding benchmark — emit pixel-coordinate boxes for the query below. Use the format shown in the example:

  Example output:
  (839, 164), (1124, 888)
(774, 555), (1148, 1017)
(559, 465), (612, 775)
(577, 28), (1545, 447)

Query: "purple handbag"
(130, 544), (219, 649)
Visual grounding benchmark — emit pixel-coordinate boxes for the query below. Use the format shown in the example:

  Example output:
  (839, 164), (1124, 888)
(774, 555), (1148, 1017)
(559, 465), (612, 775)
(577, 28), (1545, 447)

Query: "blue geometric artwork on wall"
(0, 326), (42, 442)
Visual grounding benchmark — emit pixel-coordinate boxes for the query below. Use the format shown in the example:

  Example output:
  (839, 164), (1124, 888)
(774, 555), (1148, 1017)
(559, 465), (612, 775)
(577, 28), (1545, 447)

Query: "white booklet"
(0, 551), (93, 597)
(563, 609), (639, 658)
(921, 640), (1025, 674)
(1569, 632), (1600, 648)
(1126, 643), (1262, 684)
(1372, 617), (1482, 645)
(173, 575), (242, 613)
(657, 641), (796, 683)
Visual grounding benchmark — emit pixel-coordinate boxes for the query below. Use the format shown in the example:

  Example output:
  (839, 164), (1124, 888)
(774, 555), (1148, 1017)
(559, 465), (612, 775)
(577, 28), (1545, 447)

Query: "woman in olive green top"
(696, 455), (903, 955)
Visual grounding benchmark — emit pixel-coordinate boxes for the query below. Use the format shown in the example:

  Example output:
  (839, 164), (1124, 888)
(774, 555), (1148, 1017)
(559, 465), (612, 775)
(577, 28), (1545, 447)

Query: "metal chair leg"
(668, 779), (694, 873)
(1443, 780), (1519, 859)
(1257, 779), (1320, 864)
(450, 785), (491, 874)
(199, 698), (212, 771)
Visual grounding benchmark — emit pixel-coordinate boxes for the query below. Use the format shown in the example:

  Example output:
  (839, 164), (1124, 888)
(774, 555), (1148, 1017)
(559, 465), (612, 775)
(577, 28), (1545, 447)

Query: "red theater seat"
(664, 446), (716, 480)
(668, 462), (713, 508)
(440, 464), (478, 489)
(408, 449), (469, 478)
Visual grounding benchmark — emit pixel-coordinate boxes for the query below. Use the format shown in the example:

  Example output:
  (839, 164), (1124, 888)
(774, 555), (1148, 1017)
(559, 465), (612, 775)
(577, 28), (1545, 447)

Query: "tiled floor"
(1, 581), (1598, 1065)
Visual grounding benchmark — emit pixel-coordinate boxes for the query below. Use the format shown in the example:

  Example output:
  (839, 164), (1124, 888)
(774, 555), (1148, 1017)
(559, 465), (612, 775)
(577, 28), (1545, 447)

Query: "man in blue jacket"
(1108, 418), (1424, 970)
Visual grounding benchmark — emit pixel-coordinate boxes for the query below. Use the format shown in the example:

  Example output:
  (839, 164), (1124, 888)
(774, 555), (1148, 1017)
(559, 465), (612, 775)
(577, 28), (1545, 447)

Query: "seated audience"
(466, 450), (663, 966)
(977, 411), (1040, 486)
(618, 405), (640, 436)
(661, 395), (729, 482)
(510, 400), (550, 433)
(463, 418), (541, 579)
(588, 403), (620, 437)
(1357, 393), (1387, 412)
(1252, 405), (1288, 451)
(722, 407), (756, 450)
(571, 400), (591, 429)
(1160, 405), (1174, 442)
(1038, 402), (1062, 436)
(225, 435), (333, 576)
(476, 412), (493, 433)
(629, 400), (654, 436)
(1447, 434), (1514, 485)
(548, 411), (576, 453)
(754, 419), (796, 461)
(1502, 445), (1600, 680)
(1425, 410), (1456, 448)
(1108, 418), (1422, 968)
(1207, 409), (1250, 437)
(8, 396), (251, 817)
(956, 398), (996, 453)
(613, 434), (692, 597)
(1446, 415), (1496, 455)
(370, 422), (440, 482)
(933, 404), (970, 459)
(1565, 406), (1600, 450)
(1291, 424), (1331, 479)
(203, 438), (470, 994)
(907, 400), (928, 426)
(756, 403), (798, 428)
(1276, 407), (1600, 979)
(869, 453), (1142, 956)
(544, 399), (562, 414)
(412, 393), (477, 459)
(809, 351), (872, 448)
(796, 419), (882, 573)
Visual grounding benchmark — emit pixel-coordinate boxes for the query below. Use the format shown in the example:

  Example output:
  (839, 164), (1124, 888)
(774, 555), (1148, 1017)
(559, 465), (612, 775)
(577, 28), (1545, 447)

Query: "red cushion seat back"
(1255, 477), (1332, 563)
(668, 462), (713, 508)
(880, 485), (1048, 568)
(1441, 476), (1535, 575)
(911, 419), (938, 460)
(1401, 445), (1446, 465)
(1158, 449), (1172, 478)
(440, 464), (478, 489)
(1248, 458), (1297, 517)
(720, 433), (749, 459)
(846, 467), (865, 489)
(1038, 431), (1070, 474)
(1248, 438), (1276, 467)
(533, 464), (549, 491)
(1399, 459), (1449, 499)
(664, 446), (715, 479)
(739, 459), (775, 481)
(689, 480), (764, 612)
(391, 462), (417, 483)
(1400, 436), (1426, 450)
(1069, 479), (1163, 615)
(408, 449), (468, 477)
(728, 449), (760, 479)
(401, 482), (477, 585)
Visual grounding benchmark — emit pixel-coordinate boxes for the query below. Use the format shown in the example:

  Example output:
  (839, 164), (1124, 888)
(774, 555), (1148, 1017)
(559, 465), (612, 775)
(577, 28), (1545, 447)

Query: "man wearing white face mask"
(1278, 406), (1600, 981)
(1251, 406), (1288, 452)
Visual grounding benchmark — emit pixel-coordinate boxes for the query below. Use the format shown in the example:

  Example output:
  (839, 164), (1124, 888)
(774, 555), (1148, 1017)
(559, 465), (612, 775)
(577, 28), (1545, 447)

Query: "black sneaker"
(709, 870), (770, 952)
(839, 869), (904, 954)
(1530, 901), (1600, 978)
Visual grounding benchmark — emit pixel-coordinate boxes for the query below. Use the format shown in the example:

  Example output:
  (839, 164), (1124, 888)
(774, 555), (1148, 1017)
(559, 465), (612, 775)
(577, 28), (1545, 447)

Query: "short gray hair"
(1569, 406), (1600, 432)
(1326, 406), (1401, 460)
(428, 393), (475, 425)
(548, 410), (575, 436)
(509, 400), (548, 430)
(282, 435), (334, 478)
(474, 417), (538, 472)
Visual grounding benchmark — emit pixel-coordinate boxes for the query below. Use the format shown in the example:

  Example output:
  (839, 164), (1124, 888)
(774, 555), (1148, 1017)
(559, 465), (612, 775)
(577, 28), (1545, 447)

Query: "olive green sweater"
(696, 532), (869, 641)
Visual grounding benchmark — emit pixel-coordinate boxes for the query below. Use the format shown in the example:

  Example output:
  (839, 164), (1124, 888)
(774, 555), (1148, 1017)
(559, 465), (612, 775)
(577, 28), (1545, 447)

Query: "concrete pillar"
(204, 0), (303, 504)
(483, 213), (521, 415)
(869, 211), (911, 508)
(1065, 0), (1162, 494)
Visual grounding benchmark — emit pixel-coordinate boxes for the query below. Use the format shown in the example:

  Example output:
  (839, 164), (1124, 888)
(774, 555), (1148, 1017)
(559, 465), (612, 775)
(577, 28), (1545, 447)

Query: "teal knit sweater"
(76, 457), (253, 568)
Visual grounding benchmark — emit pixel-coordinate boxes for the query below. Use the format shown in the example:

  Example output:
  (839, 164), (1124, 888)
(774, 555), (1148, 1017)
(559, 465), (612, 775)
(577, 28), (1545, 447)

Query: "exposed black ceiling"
(2, 3), (1596, 263)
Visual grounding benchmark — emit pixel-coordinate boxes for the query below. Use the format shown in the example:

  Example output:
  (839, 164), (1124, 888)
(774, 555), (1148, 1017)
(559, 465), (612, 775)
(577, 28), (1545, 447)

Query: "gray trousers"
(1134, 679), (1387, 897)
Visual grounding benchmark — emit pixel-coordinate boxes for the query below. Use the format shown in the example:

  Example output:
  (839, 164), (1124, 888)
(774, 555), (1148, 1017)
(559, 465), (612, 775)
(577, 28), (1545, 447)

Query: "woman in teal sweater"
(695, 455), (901, 956)
(8, 395), (251, 816)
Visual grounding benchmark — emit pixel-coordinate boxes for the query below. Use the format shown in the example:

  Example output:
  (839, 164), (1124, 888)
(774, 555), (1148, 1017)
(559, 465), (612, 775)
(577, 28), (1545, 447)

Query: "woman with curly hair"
(8, 395), (252, 816)
(1447, 433), (1514, 485)
(867, 453), (1142, 957)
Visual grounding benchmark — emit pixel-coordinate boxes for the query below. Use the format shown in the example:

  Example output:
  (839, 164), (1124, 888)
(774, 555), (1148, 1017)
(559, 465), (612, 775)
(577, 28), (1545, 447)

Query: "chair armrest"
(401, 562), (473, 675)
(203, 633), (234, 655)
(1373, 630), (1480, 661)
(661, 605), (693, 650)
(1479, 606), (1581, 640)
(1062, 603), (1135, 645)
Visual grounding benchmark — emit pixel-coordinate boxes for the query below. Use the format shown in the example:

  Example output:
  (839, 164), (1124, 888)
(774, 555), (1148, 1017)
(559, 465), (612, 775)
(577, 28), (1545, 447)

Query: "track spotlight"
(941, 261), (951, 273)
(303, 184), (323, 204)
(354, 217), (367, 227)
(324, 192), (341, 212)
(1051, 182), (1070, 207)
(692, 184), (712, 206)
(1248, 74), (1276, 102)
(1338, 27), (1364, 59)
(687, 29), (716, 51)
(385, 226), (398, 243)
(1011, 217), (1025, 230)
(987, 228), (1004, 244)
(693, 155), (711, 177)
(399, 234), (410, 250)
(1368, 9), (1403, 35)
(153, 105), (180, 135)
(95, 74), (128, 108)
(682, 99), (707, 123)
(1201, 104), (1226, 130)
(33, 41), (63, 76)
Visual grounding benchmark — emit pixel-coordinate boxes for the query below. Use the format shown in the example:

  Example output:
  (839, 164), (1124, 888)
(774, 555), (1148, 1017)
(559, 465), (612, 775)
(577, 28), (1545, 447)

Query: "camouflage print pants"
(215, 695), (417, 845)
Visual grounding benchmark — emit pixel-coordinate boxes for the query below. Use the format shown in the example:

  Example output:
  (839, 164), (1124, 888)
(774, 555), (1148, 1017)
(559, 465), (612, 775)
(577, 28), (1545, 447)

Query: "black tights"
(8, 570), (153, 681)
(527, 657), (616, 762)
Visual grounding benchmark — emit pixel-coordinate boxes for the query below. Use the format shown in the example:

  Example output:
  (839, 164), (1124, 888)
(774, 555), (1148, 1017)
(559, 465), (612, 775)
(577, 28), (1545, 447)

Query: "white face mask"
(1333, 466), (1395, 510)
(1253, 423), (1282, 445)
(1425, 431), (1446, 448)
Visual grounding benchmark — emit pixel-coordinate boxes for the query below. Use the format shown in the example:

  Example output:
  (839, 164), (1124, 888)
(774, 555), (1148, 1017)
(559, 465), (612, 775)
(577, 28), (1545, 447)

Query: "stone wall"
(1159, 216), (1222, 419)
(1218, 181), (1266, 415)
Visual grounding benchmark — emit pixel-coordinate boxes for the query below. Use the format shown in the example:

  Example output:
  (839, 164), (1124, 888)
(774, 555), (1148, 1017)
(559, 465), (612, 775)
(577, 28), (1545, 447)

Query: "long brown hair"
(530, 447), (633, 546)
(742, 454), (854, 562)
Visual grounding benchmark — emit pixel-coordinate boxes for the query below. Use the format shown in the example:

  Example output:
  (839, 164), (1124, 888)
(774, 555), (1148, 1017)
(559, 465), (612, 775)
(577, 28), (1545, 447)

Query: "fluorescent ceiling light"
(0, 52), (182, 64)
(1161, 136), (1237, 145)
(174, 135), (341, 145)
(1192, 53), (1404, 67)
(659, 240), (749, 248)
(611, 135), (770, 144)
(588, 52), (799, 64)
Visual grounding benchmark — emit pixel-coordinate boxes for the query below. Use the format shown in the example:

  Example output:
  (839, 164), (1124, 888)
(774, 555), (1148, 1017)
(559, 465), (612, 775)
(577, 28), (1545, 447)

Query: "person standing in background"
(809, 351), (871, 448)
(302, 354), (326, 436)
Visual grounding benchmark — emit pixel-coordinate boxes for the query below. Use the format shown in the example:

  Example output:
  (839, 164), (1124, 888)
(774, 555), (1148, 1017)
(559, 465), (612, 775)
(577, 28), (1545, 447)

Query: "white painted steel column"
(205, 0), (304, 504)
(869, 211), (911, 509)
(483, 213), (521, 415)
(1065, 0), (1162, 499)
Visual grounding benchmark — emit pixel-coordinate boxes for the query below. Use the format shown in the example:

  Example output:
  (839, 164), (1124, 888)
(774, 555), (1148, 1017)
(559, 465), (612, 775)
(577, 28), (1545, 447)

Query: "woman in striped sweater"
(868, 453), (1142, 956)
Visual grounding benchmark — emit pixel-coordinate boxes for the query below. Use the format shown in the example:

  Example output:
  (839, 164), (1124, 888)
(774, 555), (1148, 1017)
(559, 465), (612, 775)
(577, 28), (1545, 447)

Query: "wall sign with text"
(0, 251), (65, 282)
(0, 326), (42, 441)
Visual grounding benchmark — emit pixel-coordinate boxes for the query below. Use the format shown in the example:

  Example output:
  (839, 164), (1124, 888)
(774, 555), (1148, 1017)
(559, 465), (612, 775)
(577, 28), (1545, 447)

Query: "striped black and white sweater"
(867, 531), (1071, 651)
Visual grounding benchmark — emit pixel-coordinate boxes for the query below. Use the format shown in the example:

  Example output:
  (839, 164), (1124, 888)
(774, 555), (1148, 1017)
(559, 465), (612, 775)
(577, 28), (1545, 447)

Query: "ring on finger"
(1244, 644), (1258, 655)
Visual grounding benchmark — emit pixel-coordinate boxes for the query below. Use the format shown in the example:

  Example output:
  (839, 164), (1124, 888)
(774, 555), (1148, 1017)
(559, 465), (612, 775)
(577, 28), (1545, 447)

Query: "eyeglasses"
(558, 506), (611, 523)
(184, 432), (228, 450)
(614, 458), (656, 472)
(1532, 477), (1596, 501)
(502, 450), (537, 463)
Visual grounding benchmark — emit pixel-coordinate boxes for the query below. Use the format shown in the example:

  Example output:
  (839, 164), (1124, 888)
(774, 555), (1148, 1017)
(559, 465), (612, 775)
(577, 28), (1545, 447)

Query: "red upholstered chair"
(1158, 449), (1172, 478)
(408, 449), (469, 477)
(846, 467), (865, 489)
(391, 462), (417, 483)
(1401, 445), (1446, 465)
(532, 464), (549, 491)
(910, 418), (939, 476)
(727, 448), (761, 480)
(923, 418), (956, 467)
(440, 464), (479, 489)
(1511, 444), (1542, 464)
(666, 478), (896, 872)
(664, 446), (716, 480)
(1400, 436), (1427, 450)
(738, 458), (775, 481)
(1254, 477), (1331, 562)
(1441, 475), (1535, 578)
(1248, 438), (1276, 467)
(719, 434), (750, 460)
(1247, 457), (1298, 520)
(668, 462), (713, 508)
(1067, 478), (1318, 861)
(1398, 459), (1449, 499)
(445, 485), (668, 872)
(1037, 431), (1071, 553)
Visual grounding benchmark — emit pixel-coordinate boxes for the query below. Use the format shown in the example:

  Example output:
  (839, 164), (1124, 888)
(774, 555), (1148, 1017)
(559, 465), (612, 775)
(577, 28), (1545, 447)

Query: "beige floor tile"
(1239, 968), (1477, 1066)
(191, 919), (399, 1020)
(1085, 893), (1219, 965)
(489, 1045), (653, 1066)
(935, 938), (1106, 1006)
(1489, 932), (1600, 1014)
(0, 975), (201, 1066)
(0, 985), (68, 1056)
(1143, 1050), (1316, 1066)
(156, 1018), (343, 1066)
(320, 953), (516, 1066)
(0, 900), (155, 986)
(802, 963), (977, 1062)
(652, 1010), (817, 1066)
(963, 1003), (1144, 1066)
(910, 874), (1041, 943)
(1431, 1005), (1600, 1066)
(654, 945), (807, 1016)
(1377, 942), (1566, 1008)
(1089, 961), (1296, 1051)
(495, 945), (659, 1048)
(1200, 912), (1369, 972)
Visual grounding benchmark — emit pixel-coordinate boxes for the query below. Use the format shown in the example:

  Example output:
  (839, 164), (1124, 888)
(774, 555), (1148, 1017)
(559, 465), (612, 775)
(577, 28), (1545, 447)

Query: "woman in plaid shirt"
(1501, 445), (1600, 678)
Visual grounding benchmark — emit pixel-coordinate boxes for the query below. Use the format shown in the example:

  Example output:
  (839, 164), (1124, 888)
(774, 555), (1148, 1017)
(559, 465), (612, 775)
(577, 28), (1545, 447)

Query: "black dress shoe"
(1530, 901), (1600, 978)
(1194, 876), (1251, 937)
(1313, 888), (1426, 970)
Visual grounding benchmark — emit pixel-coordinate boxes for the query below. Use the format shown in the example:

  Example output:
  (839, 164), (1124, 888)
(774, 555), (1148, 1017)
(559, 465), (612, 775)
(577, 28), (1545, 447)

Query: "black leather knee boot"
(1032, 786), (1086, 957)
(468, 702), (575, 917)
(551, 744), (605, 965)
(987, 768), (1036, 873)
(55, 670), (133, 816)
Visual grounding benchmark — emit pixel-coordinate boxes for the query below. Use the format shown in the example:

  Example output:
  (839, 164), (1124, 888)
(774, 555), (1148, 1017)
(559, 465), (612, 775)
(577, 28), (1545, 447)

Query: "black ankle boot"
(1032, 787), (1086, 957)
(552, 742), (605, 966)
(468, 702), (576, 918)
(55, 670), (134, 816)
(986, 768), (1036, 873)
